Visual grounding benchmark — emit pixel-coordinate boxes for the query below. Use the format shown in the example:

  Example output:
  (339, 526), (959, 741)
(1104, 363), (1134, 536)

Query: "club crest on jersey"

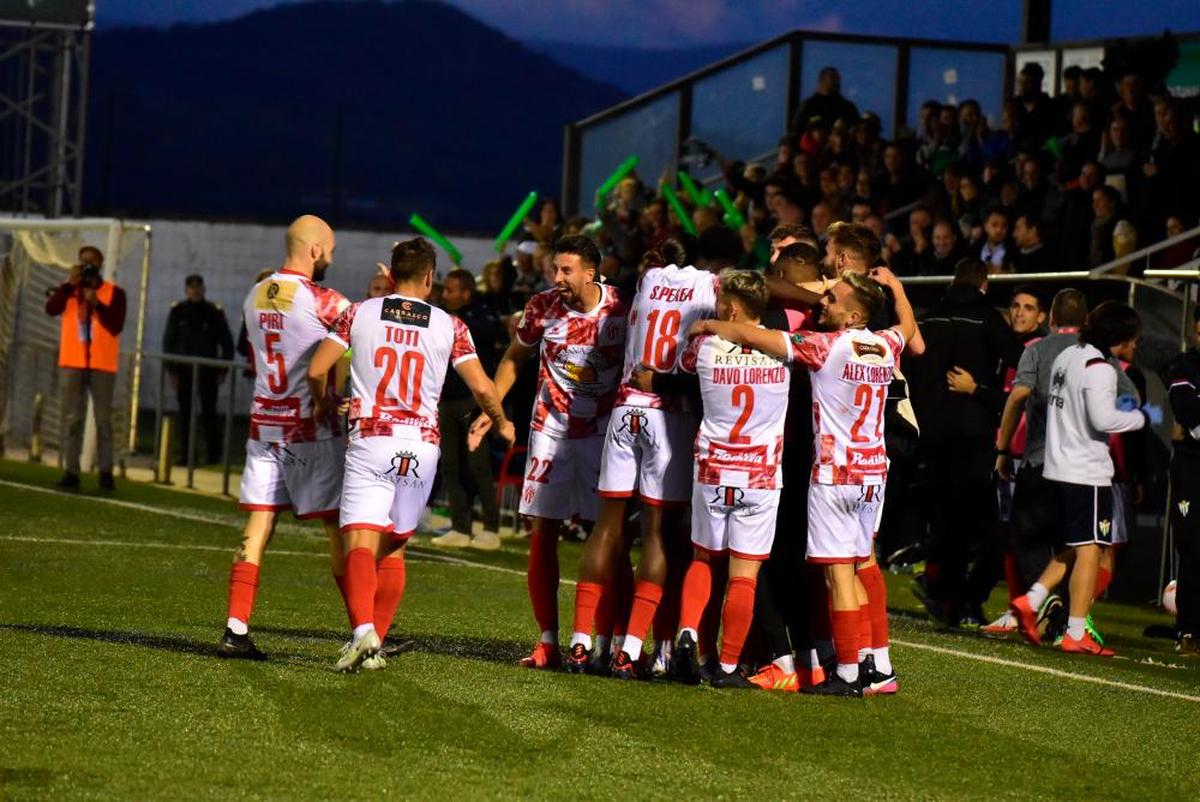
(618, 408), (649, 435)
(523, 486), (537, 506)
(1051, 368), (1067, 392)
(381, 298), (431, 328)
(1181, 500), (1191, 518)
(1098, 519), (1112, 537)
(387, 450), (421, 478)
(711, 486), (745, 507)
(254, 278), (296, 311)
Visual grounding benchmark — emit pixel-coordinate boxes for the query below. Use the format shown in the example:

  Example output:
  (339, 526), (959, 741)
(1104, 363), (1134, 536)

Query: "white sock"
(679, 627), (698, 643)
(773, 654), (796, 674)
(539, 629), (557, 645)
(858, 646), (869, 662)
(837, 662), (859, 683)
(622, 635), (644, 658)
(1026, 582), (1049, 610)
(594, 634), (610, 656)
(1067, 616), (1086, 640)
(808, 647), (822, 669)
(352, 623), (375, 642)
(720, 661), (738, 674)
(227, 617), (248, 636)
(570, 631), (592, 651)
(873, 647), (892, 675)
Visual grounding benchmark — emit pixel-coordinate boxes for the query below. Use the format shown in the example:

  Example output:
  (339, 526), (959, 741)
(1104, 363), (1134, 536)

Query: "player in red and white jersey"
(308, 238), (513, 672)
(566, 237), (719, 677)
(469, 235), (627, 669)
(691, 268), (917, 696)
(654, 271), (793, 687)
(217, 215), (350, 660)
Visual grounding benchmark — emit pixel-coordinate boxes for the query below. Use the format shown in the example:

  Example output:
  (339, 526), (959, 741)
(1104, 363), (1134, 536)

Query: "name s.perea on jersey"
(647, 285), (696, 303)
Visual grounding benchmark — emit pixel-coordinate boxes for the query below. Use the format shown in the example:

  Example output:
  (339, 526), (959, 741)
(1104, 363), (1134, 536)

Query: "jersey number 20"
(374, 347), (425, 409)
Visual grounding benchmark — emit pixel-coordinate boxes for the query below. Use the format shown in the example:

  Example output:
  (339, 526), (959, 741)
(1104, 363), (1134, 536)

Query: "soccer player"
(667, 270), (791, 688)
(1166, 307), (1200, 655)
(1010, 301), (1146, 656)
(218, 215), (349, 660)
(307, 238), (513, 672)
(566, 236), (718, 678)
(690, 267), (917, 696)
(470, 235), (627, 669)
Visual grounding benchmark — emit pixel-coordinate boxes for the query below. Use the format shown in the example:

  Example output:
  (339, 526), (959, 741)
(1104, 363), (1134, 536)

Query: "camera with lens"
(80, 263), (102, 288)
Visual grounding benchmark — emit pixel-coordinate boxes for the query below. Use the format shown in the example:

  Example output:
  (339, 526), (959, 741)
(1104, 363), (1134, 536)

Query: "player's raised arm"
(870, 266), (918, 349)
(457, 357), (516, 448)
(306, 338), (348, 419)
(688, 319), (790, 359)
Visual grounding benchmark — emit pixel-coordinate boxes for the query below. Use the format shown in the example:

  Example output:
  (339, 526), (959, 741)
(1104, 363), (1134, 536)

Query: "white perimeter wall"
(127, 219), (497, 412)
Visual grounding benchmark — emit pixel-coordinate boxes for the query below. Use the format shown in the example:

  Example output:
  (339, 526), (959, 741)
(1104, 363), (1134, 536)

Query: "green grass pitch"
(1, 459), (1198, 800)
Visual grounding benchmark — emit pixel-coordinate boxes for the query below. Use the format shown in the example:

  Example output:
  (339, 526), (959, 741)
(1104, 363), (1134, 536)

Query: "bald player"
(217, 215), (352, 660)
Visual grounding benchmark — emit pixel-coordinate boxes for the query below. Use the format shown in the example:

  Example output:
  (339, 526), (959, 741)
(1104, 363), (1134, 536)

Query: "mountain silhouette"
(84, 0), (627, 232)
(528, 41), (750, 96)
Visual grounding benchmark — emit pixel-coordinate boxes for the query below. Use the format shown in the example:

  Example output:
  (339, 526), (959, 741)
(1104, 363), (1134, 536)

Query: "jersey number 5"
(850, 384), (886, 443)
(374, 347), (425, 409)
(263, 332), (287, 394)
(642, 309), (681, 370)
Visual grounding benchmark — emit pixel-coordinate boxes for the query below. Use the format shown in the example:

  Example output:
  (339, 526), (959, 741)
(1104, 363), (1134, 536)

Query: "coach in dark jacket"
(163, 274), (233, 464)
(1166, 309), (1200, 654)
(911, 258), (1023, 625)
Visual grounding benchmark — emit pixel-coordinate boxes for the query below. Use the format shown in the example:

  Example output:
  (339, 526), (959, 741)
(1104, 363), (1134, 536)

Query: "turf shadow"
(0, 623), (300, 661)
(253, 625), (528, 665)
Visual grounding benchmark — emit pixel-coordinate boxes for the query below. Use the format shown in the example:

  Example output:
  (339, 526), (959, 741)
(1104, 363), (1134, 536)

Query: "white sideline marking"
(3, 477), (1197, 702)
(891, 639), (1200, 703)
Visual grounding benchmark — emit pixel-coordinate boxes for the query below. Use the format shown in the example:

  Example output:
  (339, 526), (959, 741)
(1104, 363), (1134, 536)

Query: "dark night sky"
(96, 0), (1200, 46)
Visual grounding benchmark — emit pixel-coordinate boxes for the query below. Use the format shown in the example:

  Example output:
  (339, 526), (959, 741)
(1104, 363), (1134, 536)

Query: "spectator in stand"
(1166, 307), (1200, 655)
(874, 143), (927, 218)
(1114, 71), (1156, 151)
(1157, 215), (1200, 268)
(480, 259), (516, 318)
(1012, 213), (1055, 274)
(1059, 101), (1101, 182)
(1099, 113), (1142, 191)
(791, 66), (860, 132)
(1058, 161), (1105, 269)
(954, 173), (985, 244)
(524, 198), (562, 245)
(366, 272), (393, 299)
(767, 222), (818, 264)
(979, 207), (1012, 271)
(1013, 62), (1056, 152)
(1016, 154), (1054, 222)
(429, 269), (506, 552)
(44, 246), (126, 490)
(911, 219), (967, 276)
(1143, 100), (1200, 228)
(162, 274), (234, 466)
(890, 206), (933, 276)
(810, 202), (835, 241)
(774, 185), (807, 227)
(1079, 67), (1111, 133)
(852, 112), (884, 176)
(512, 240), (545, 301)
(1089, 185), (1125, 267)
(1055, 65), (1084, 134)
(912, 257), (1023, 625)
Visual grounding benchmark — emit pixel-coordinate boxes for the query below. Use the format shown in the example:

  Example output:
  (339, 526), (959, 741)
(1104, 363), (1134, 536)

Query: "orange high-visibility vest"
(58, 281), (120, 373)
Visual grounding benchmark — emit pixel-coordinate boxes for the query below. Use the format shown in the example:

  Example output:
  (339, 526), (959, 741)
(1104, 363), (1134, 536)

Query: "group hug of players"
(214, 210), (1138, 696)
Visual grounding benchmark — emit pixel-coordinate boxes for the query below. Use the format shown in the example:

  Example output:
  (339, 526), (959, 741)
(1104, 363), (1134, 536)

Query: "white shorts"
(806, 483), (884, 564)
(691, 483), (779, 560)
(339, 435), (440, 538)
(518, 429), (602, 522)
(597, 405), (696, 505)
(238, 438), (344, 520)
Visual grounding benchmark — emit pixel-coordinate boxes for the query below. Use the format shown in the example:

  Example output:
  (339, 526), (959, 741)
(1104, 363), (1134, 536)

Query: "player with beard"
(470, 236), (627, 668)
(689, 267), (917, 696)
(566, 236), (719, 678)
(218, 215), (350, 659)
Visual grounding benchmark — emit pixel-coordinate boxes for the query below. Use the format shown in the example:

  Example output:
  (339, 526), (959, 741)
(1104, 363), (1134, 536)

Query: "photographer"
(44, 246), (127, 490)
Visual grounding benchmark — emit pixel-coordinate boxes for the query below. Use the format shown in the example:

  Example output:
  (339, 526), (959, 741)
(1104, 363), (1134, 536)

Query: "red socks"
(344, 547), (377, 629)
(527, 529), (560, 634)
(373, 555), (407, 640)
(572, 581), (603, 638)
(227, 562), (260, 625)
(719, 576), (757, 668)
(1095, 566), (1113, 599)
(679, 559), (712, 633)
(625, 580), (663, 644)
(857, 562), (890, 650)
(831, 609), (860, 667)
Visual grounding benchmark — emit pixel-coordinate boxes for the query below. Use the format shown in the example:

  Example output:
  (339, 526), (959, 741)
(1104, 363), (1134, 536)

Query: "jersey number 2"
(642, 309), (681, 370)
(374, 347), (425, 409)
(729, 384), (754, 444)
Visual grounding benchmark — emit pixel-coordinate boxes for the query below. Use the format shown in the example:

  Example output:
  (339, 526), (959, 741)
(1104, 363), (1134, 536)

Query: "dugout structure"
(0, 217), (152, 471)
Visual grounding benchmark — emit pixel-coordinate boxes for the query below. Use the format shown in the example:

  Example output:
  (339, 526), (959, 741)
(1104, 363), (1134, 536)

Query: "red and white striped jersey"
(617, 264), (719, 410)
(241, 269), (349, 443)
(682, 331), (792, 490)
(515, 285), (627, 439)
(327, 294), (477, 445)
(784, 326), (905, 486)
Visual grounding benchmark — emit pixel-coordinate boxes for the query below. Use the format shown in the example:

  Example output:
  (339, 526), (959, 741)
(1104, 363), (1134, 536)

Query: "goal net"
(0, 218), (151, 471)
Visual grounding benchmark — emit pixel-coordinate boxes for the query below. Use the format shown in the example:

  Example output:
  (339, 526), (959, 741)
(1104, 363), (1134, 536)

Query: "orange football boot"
(517, 641), (562, 669)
